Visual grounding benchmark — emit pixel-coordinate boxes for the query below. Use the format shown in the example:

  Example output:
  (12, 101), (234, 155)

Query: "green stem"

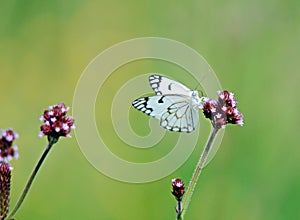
(7, 138), (57, 219)
(181, 127), (219, 218)
(177, 200), (182, 220)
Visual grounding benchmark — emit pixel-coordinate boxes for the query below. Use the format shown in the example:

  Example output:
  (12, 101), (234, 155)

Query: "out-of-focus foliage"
(0, 1), (299, 219)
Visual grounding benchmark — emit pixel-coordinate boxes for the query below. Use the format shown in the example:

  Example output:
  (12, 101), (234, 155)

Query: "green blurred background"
(1, 1), (300, 219)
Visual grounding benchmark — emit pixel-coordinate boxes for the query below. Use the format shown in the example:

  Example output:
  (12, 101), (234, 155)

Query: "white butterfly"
(132, 74), (205, 133)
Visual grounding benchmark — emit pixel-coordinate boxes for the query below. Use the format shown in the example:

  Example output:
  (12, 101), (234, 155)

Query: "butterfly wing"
(160, 100), (199, 133)
(132, 95), (198, 133)
(132, 95), (184, 119)
(149, 74), (193, 96)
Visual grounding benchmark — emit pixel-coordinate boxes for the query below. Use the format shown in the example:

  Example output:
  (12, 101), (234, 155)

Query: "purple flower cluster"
(172, 178), (185, 201)
(39, 103), (75, 139)
(0, 102), (75, 219)
(0, 129), (19, 162)
(202, 90), (243, 129)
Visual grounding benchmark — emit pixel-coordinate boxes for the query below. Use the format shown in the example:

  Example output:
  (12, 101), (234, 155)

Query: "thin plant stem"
(7, 139), (56, 219)
(181, 127), (219, 219)
(177, 200), (182, 220)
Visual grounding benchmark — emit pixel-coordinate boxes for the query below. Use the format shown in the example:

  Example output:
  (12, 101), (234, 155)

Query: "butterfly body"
(132, 74), (204, 133)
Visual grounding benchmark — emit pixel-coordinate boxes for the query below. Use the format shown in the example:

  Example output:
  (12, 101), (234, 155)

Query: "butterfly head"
(191, 90), (207, 109)
(191, 90), (200, 107)
(191, 90), (199, 98)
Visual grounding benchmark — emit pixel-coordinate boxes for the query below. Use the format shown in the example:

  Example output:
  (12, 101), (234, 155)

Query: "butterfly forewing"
(132, 95), (189, 119)
(132, 74), (201, 133)
(149, 74), (192, 96)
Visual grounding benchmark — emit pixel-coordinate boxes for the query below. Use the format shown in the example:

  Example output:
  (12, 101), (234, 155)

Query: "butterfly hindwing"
(160, 101), (199, 133)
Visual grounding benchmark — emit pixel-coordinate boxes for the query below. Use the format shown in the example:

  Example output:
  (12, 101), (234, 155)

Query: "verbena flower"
(39, 103), (75, 140)
(6, 103), (75, 219)
(172, 178), (185, 201)
(202, 90), (243, 129)
(0, 163), (12, 220)
(0, 129), (19, 162)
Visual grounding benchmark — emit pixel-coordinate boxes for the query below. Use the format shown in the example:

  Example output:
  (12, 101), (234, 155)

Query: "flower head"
(39, 103), (75, 140)
(0, 129), (19, 162)
(202, 90), (243, 129)
(172, 178), (185, 201)
(0, 162), (12, 220)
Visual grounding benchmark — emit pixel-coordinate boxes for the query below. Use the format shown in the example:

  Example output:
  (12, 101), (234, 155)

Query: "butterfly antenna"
(194, 82), (201, 91)
(200, 90), (207, 97)
(194, 79), (207, 97)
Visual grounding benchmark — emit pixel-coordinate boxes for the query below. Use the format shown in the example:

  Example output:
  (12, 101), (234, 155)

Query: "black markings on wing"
(160, 101), (199, 133)
(132, 97), (154, 116)
(132, 95), (181, 119)
(158, 96), (164, 103)
(132, 95), (199, 133)
(149, 74), (192, 96)
(149, 75), (163, 95)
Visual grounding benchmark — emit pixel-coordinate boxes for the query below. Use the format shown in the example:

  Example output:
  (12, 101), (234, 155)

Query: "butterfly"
(132, 74), (205, 133)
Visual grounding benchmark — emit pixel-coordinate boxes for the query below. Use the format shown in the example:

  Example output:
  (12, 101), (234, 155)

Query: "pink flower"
(39, 103), (75, 139)
(172, 178), (185, 201)
(202, 90), (243, 129)
(0, 129), (19, 162)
